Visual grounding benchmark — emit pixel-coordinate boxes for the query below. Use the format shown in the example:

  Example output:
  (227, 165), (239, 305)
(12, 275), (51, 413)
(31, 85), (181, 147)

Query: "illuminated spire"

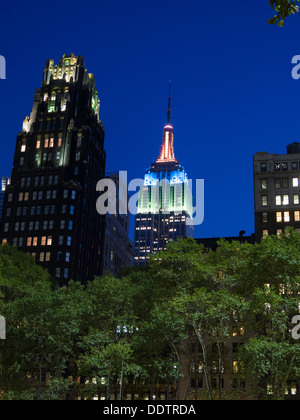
(156, 82), (177, 164)
(167, 81), (171, 124)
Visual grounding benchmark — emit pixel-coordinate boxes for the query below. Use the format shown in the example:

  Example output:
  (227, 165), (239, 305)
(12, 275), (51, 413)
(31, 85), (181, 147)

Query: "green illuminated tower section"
(0, 54), (106, 285)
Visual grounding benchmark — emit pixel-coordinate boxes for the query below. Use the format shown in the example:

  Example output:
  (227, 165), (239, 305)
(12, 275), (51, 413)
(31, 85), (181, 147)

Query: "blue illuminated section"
(144, 165), (188, 186)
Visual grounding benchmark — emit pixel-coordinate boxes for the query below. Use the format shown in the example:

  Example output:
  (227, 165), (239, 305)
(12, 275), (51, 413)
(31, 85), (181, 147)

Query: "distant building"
(0, 177), (11, 220)
(254, 143), (300, 240)
(102, 173), (134, 275)
(196, 231), (255, 252)
(134, 85), (194, 264)
(0, 54), (106, 285)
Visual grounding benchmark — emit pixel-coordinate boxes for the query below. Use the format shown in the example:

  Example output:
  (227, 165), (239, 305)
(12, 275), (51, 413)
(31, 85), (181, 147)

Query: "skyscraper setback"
(0, 54), (106, 285)
(134, 86), (194, 264)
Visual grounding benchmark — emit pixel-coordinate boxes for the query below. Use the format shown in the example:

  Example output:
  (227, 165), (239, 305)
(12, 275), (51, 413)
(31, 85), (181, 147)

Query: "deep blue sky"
(1, 0), (300, 241)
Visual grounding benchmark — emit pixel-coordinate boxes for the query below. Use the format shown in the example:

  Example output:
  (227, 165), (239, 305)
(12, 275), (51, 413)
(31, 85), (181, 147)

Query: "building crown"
(156, 82), (178, 164)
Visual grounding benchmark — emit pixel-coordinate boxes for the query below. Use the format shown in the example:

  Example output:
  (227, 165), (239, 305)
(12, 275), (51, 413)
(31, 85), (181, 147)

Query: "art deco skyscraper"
(0, 54), (106, 285)
(134, 86), (194, 264)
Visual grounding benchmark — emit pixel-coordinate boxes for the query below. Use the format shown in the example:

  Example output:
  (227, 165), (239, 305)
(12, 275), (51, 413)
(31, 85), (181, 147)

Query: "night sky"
(1, 0), (300, 241)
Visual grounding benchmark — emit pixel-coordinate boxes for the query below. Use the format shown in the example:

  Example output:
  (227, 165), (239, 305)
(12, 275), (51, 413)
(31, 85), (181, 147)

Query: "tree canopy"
(0, 230), (300, 400)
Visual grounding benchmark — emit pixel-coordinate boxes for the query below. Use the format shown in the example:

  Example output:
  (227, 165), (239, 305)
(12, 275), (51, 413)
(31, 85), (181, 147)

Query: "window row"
(20, 175), (59, 187)
(260, 177), (300, 189)
(262, 228), (300, 236)
(7, 189), (76, 203)
(2, 236), (72, 248)
(261, 194), (300, 206)
(260, 162), (299, 172)
(6, 204), (75, 218)
(36, 137), (62, 149)
(276, 211), (300, 223)
(4, 220), (73, 232)
(38, 118), (64, 131)
(261, 211), (300, 223)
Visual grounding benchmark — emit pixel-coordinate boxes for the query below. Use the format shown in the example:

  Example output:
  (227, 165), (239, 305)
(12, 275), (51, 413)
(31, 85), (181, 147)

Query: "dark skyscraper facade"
(102, 173), (134, 275)
(134, 88), (194, 264)
(0, 54), (106, 285)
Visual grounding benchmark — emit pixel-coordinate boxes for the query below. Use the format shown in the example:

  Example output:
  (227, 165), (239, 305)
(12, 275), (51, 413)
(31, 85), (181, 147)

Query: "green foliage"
(1, 230), (300, 400)
(268, 0), (300, 26)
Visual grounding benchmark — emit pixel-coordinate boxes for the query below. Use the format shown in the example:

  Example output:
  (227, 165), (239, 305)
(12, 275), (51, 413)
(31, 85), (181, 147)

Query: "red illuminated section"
(156, 124), (178, 163)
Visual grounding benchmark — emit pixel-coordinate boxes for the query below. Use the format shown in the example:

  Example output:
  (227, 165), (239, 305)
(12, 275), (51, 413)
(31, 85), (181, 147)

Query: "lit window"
(21, 144), (26, 153)
(233, 361), (239, 375)
(275, 179), (281, 189)
(294, 194), (299, 205)
(263, 230), (269, 236)
(41, 236), (47, 246)
(40, 252), (45, 262)
(58, 138), (62, 147)
(261, 195), (268, 206)
(276, 212), (282, 223)
(47, 236), (52, 246)
(284, 211), (290, 223)
(283, 195), (289, 205)
(295, 211), (300, 222)
(45, 252), (51, 262)
(276, 195), (282, 206)
(44, 139), (49, 148)
(277, 229), (282, 236)
(33, 237), (38, 247)
(293, 178), (299, 187)
(49, 138), (54, 148)
(261, 179), (267, 189)
(27, 237), (32, 247)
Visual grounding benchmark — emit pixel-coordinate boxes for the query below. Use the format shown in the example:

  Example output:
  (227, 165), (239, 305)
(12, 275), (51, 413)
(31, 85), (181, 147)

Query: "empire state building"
(134, 86), (194, 264)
